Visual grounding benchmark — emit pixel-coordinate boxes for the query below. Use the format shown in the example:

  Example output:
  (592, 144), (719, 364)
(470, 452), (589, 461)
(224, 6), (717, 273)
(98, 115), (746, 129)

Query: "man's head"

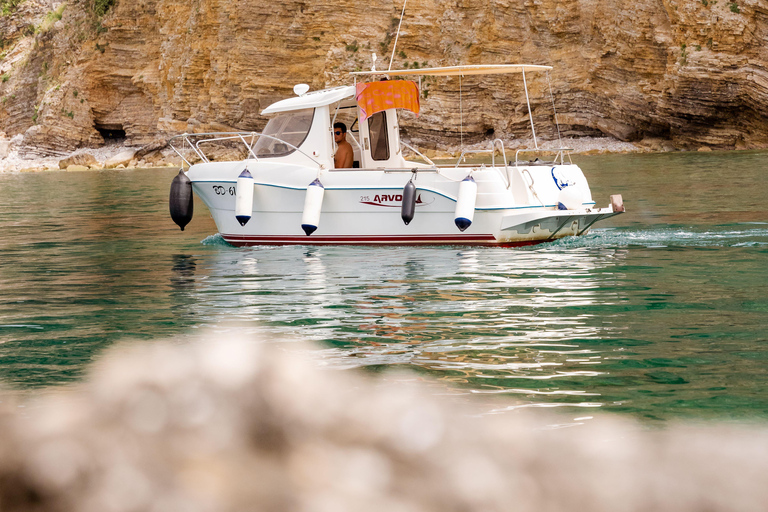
(333, 122), (347, 143)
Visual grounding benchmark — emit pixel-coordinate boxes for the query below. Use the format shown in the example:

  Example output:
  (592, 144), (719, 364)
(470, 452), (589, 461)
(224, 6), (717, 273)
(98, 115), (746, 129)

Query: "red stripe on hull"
(221, 233), (544, 247)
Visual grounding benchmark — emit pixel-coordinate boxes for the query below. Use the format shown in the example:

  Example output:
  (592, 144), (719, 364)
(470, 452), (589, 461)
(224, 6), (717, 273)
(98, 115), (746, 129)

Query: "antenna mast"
(388, 0), (408, 71)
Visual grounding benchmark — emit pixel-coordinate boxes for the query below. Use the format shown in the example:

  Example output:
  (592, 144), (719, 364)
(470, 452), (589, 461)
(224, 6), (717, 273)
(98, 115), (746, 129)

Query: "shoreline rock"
(0, 134), (760, 174)
(0, 137), (180, 173)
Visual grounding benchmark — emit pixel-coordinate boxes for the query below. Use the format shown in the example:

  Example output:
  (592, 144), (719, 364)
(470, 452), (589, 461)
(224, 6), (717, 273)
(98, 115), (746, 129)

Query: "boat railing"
(400, 141), (437, 167)
(513, 147), (574, 167)
(168, 132), (324, 169)
(452, 139), (510, 187)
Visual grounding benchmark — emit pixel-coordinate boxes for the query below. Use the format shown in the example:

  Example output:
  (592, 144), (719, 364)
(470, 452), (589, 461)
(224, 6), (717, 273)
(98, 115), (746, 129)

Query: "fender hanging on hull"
(235, 169), (254, 226)
(454, 175), (477, 231)
(169, 169), (194, 231)
(401, 179), (416, 225)
(301, 178), (325, 236)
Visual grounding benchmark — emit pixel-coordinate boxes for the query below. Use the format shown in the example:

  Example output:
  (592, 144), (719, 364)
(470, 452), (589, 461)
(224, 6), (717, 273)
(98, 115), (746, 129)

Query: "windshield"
(253, 108), (314, 157)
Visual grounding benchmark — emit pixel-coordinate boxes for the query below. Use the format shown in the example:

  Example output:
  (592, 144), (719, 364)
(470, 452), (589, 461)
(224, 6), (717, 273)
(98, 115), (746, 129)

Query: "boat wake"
(201, 233), (234, 247)
(546, 225), (768, 249)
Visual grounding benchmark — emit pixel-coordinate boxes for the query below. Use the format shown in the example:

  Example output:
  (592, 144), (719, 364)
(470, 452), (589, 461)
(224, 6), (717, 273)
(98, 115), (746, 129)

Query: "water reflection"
(188, 245), (629, 411)
(170, 254), (197, 290)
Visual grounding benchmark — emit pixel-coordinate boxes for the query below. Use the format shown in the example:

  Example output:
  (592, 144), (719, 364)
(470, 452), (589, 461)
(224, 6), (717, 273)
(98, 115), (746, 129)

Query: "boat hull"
(186, 160), (620, 247)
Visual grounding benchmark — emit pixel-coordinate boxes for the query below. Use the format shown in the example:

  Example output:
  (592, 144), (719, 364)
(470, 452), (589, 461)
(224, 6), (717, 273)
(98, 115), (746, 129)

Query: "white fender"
(235, 168), (254, 226)
(301, 178), (325, 235)
(454, 175), (477, 231)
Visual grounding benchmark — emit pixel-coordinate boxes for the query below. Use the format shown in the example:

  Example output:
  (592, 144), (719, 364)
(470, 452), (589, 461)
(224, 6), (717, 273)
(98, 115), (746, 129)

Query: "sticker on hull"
(360, 193), (435, 208)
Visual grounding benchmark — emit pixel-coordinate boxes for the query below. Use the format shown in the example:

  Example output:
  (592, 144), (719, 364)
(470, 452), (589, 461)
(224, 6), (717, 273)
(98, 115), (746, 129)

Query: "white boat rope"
(547, 71), (564, 148)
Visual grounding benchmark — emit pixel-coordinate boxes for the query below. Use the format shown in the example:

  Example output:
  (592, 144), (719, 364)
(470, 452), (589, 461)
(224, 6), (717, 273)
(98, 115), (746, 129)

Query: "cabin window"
(253, 108), (314, 157)
(367, 111), (390, 161)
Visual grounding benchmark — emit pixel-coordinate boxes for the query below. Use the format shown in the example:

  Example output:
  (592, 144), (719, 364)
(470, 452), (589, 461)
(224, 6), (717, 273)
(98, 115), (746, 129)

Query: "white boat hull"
(186, 160), (621, 247)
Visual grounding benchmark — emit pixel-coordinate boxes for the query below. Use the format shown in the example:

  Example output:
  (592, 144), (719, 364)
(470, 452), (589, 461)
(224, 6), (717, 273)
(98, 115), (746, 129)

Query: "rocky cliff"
(1, 0), (767, 156)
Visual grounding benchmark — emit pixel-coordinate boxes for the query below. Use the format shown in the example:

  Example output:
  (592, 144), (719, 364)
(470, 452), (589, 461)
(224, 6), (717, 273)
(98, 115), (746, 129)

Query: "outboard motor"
(401, 178), (416, 225)
(169, 169), (194, 231)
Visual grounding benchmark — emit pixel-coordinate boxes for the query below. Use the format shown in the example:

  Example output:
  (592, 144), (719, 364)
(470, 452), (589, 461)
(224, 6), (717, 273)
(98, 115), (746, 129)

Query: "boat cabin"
(258, 81), (421, 170)
(171, 64), (567, 174)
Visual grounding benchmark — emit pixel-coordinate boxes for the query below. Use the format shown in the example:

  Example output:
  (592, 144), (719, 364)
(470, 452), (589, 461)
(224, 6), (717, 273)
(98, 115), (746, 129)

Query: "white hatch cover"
(261, 86), (356, 115)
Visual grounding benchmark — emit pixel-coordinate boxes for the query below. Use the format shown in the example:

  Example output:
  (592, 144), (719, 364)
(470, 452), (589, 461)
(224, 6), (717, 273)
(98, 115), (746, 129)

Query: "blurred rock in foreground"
(1, 334), (767, 512)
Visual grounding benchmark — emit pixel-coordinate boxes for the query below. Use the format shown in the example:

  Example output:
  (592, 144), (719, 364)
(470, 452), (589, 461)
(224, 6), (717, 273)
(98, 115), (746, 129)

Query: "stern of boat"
(498, 194), (625, 242)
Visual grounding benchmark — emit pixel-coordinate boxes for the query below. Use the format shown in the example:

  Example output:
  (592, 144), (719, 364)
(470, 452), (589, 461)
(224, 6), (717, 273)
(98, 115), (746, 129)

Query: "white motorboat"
(168, 64), (624, 246)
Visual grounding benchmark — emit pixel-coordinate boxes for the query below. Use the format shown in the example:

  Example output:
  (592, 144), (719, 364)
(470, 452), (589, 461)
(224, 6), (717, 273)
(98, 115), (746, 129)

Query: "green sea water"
(0, 151), (766, 423)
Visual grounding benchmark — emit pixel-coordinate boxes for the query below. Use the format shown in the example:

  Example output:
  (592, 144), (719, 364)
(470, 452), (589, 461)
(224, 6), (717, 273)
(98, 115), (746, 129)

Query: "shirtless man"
(333, 122), (354, 169)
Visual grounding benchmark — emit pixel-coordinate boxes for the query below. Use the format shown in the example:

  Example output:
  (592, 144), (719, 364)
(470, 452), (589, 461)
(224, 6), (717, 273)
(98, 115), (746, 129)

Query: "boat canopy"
(262, 85), (356, 115)
(352, 64), (553, 77)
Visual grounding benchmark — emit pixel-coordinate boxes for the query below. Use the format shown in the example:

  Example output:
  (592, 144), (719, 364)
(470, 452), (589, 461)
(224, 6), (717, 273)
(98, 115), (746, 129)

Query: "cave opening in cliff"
(94, 123), (126, 141)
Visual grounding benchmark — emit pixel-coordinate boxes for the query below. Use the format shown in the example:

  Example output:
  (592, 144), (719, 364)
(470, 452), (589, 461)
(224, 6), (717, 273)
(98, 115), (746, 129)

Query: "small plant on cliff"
(345, 41), (359, 53)
(729, 2), (740, 12)
(701, 0), (707, 6)
(37, 4), (66, 33)
(92, 0), (115, 17)
(679, 43), (688, 65)
(1, 72), (9, 83)
(1, 0), (24, 16)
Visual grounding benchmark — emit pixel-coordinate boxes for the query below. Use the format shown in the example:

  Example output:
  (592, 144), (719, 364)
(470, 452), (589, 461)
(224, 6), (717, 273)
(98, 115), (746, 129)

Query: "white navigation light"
(293, 84), (310, 97)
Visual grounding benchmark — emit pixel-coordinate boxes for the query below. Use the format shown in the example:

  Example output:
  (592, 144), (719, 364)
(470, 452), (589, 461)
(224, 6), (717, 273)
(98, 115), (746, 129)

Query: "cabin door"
(358, 108), (406, 168)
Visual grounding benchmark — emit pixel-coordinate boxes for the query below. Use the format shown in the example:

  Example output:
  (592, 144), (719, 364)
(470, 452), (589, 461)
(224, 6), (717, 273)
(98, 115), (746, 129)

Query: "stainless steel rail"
(168, 132), (324, 169)
(452, 139), (511, 187)
(513, 147), (574, 167)
(400, 141), (437, 167)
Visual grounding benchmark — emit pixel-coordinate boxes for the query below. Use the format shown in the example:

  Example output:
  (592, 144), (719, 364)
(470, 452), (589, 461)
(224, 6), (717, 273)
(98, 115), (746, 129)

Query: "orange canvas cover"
(356, 80), (420, 122)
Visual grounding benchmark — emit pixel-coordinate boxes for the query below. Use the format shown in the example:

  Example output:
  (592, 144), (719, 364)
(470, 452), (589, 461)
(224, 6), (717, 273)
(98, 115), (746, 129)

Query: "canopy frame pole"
(460, 74), (464, 151)
(546, 70), (563, 151)
(388, 0), (408, 71)
(522, 68), (538, 150)
(330, 101), (341, 156)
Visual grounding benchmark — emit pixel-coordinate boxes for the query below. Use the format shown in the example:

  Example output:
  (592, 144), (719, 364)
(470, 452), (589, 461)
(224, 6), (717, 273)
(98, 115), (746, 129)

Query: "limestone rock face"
(104, 148), (137, 168)
(58, 152), (97, 168)
(1, 0), (768, 153)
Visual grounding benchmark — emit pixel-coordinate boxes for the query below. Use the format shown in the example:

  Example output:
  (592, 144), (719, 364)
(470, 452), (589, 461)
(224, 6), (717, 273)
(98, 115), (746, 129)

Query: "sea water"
(0, 151), (766, 422)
